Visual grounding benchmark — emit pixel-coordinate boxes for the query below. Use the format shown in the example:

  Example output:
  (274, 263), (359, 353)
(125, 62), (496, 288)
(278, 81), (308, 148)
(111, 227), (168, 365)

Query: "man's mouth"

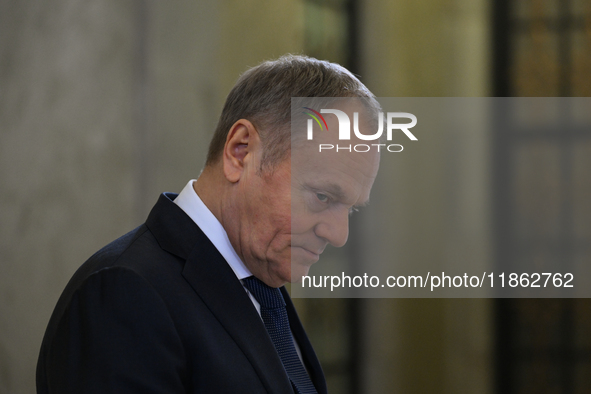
(293, 246), (324, 260)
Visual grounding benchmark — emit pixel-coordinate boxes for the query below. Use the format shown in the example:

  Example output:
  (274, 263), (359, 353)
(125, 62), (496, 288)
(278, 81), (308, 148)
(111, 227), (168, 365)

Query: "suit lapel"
(146, 193), (294, 393)
(182, 246), (295, 394)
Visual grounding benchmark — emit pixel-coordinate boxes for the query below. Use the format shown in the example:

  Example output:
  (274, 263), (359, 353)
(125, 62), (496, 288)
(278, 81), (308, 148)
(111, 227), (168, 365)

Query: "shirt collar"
(173, 179), (252, 280)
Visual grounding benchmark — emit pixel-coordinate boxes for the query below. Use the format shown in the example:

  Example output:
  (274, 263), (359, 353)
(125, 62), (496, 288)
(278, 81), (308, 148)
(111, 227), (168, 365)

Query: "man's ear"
(222, 119), (260, 183)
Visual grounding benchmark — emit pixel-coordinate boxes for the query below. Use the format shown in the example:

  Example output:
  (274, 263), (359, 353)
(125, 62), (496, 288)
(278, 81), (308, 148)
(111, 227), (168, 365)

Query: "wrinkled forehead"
(290, 101), (381, 205)
(292, 141), (380, 189)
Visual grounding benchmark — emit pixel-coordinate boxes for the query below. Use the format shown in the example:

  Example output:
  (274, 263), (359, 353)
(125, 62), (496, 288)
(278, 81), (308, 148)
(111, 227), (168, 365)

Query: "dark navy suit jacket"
(37, 193), (327, 394)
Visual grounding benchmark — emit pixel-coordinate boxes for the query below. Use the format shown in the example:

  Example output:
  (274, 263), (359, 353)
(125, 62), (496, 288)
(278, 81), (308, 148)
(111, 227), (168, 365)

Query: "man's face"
(290, 107), (380, 282)
(231, 107), (380, 288)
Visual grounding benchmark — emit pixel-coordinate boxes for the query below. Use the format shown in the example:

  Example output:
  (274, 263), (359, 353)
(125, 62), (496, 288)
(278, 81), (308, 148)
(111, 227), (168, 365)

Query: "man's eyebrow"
(354, 199), (370, 208)
(317, 182), (370, 207)
(316, 182), (346, 200)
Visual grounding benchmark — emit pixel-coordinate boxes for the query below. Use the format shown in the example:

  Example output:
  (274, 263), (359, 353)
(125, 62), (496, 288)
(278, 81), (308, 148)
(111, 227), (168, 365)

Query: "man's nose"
(314, 209), (349, 248)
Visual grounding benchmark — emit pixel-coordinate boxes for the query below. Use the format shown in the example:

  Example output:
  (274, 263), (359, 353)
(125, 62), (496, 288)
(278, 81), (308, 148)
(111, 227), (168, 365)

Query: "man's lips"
(292, 246), (325, 259)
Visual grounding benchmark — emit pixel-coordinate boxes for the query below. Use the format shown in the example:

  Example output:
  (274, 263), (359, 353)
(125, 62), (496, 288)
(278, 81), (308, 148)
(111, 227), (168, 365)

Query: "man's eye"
(316, 193), (329, 202)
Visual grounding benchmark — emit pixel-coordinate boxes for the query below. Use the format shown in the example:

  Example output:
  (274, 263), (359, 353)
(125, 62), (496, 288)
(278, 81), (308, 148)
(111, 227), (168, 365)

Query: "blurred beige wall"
(0, 1), (492, 393)
(0, 2), (304, 393)
(359, 0), (493, 393)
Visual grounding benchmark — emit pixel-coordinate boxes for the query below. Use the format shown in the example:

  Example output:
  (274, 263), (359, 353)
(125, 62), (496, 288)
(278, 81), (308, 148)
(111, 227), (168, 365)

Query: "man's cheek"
(290, 214), (315, 234)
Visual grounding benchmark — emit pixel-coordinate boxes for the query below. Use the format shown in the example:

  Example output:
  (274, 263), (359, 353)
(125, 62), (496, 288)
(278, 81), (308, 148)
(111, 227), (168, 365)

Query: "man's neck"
(193, 165), (226, 227)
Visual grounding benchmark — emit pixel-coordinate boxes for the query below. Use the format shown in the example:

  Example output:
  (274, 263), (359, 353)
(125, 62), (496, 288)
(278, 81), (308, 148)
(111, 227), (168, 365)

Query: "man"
(37, 55), (380, 393)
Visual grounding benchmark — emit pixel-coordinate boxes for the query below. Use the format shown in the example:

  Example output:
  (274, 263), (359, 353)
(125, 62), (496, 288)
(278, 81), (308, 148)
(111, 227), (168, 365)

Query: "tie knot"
(242, 276), (286, 309)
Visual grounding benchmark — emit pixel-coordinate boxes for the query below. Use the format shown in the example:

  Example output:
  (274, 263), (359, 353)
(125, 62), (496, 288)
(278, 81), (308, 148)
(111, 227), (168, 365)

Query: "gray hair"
(205, 54), (379, 170)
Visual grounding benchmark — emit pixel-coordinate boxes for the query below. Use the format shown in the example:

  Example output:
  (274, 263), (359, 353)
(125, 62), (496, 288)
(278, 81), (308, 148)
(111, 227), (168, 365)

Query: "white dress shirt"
(174, 179), (261, 314)
(173, 180), (305, 363)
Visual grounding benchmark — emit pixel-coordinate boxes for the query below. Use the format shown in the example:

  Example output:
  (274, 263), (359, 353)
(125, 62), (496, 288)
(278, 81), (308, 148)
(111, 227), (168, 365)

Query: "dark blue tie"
(242, 276), (318, 394)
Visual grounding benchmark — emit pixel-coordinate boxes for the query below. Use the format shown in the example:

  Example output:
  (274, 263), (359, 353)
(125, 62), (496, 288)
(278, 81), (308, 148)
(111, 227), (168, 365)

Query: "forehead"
(291, 132), (380, 205)
(290, 99), (381, 203)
